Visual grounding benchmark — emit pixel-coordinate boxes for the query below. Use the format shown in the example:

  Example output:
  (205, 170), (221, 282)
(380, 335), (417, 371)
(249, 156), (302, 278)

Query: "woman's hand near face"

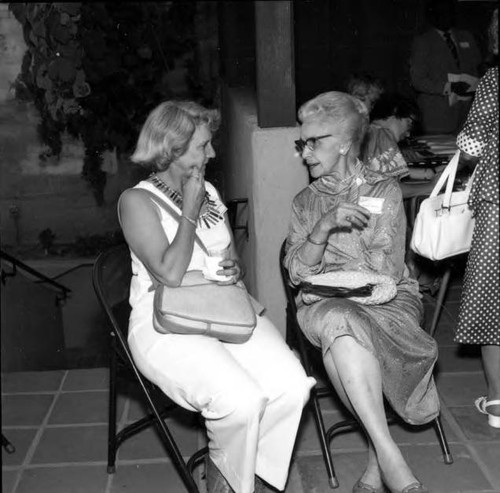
(182, 170), (205, 220)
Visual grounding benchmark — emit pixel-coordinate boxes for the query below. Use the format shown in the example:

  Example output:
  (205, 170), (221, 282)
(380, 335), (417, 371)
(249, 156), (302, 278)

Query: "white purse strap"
(429, 150), (476, 208)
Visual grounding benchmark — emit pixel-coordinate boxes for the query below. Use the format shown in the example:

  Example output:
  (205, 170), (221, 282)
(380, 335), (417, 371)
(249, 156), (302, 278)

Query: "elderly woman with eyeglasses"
(284, 92), (440, 493)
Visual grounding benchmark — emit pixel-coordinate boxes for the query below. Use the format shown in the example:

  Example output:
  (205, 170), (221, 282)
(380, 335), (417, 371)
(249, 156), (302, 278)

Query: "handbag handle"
(138, 188), (210, 255)
(429, 150), (476, 209)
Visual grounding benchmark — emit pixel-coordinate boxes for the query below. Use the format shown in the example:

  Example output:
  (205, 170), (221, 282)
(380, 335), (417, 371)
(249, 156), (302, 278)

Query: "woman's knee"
(205, 385), (269, 424)
(285, 377), (314, 409)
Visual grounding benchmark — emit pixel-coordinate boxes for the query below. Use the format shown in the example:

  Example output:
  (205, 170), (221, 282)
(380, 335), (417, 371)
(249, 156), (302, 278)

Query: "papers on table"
(404, 135), (457, 164)
(417, 135), (457, 155)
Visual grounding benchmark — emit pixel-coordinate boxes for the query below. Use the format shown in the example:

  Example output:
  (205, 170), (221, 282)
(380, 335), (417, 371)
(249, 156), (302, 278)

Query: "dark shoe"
(399, 482), (428, 493)
(352, 478), (387, 493)
(206, 457), (234, 493)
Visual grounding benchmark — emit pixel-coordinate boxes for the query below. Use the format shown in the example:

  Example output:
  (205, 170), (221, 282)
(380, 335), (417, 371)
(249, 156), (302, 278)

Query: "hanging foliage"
(9, 2), (197, 205)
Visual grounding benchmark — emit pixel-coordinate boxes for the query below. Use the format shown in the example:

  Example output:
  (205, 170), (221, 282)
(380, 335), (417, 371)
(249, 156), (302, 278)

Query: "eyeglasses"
(294, 134), (332, 153)
(407, 116), (417, 129)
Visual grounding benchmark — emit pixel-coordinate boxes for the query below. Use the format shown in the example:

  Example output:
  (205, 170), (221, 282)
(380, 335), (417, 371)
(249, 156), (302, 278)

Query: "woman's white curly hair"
(298, 91), (369, 154)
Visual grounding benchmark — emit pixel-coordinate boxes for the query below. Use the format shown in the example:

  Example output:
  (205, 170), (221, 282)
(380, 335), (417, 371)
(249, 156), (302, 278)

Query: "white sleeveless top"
(127, 180), (230, 313)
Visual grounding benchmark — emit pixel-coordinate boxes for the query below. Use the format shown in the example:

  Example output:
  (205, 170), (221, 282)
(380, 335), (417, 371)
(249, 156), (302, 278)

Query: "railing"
(0, 249), (72, 301)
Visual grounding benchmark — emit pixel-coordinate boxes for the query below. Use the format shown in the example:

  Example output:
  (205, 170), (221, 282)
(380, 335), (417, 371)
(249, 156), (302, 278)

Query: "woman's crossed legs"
(324, 335), (420, 492)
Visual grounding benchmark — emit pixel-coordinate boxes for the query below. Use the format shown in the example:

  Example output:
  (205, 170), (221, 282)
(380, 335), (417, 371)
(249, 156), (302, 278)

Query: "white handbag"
(410, 150), (476, 261)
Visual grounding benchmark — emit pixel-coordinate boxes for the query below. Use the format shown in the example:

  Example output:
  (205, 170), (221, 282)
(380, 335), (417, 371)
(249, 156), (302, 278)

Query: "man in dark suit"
(410, 0), (482, 134)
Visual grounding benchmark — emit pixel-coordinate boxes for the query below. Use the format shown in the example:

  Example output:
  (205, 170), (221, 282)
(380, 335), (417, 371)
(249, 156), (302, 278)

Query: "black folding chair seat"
(92, 244), (207, 492)
(279, 240), (453, 489)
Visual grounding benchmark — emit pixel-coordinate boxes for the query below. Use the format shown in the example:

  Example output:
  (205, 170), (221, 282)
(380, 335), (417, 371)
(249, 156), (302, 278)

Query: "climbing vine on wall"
(9, 2), (197, 205)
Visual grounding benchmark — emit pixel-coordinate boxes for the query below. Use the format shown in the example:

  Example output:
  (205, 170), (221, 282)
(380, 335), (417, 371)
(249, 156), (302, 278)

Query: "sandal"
(474, 397), (500, 428)
(399, 482), (428, 493)
(352, 478), (386, 492)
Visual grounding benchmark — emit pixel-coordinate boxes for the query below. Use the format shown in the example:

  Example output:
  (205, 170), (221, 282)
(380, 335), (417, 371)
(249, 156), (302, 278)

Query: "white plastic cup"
(203, 248), (230, 281)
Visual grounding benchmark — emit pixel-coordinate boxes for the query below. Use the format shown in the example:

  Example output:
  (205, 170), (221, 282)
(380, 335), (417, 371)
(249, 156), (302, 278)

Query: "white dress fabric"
(125, 180), (315, 493)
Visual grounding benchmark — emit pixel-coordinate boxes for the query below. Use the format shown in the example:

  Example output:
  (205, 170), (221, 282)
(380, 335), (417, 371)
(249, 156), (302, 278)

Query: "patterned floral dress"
(284, 163), (440, 425)
(455, 67), (499, 345)
(361, 123), (410, 178)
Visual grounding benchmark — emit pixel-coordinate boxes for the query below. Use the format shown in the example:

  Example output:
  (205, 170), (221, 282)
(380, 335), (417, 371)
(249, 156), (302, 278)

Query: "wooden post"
(255, 1), (296, 128)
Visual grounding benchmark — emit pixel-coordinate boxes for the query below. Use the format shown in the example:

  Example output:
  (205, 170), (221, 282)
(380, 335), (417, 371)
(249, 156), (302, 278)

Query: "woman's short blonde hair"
(131, 100), (221, 171)
(298, 91), (369, 154)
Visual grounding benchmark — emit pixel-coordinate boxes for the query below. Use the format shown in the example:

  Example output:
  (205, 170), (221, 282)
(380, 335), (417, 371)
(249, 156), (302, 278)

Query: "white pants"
(128, 302), (315, 493)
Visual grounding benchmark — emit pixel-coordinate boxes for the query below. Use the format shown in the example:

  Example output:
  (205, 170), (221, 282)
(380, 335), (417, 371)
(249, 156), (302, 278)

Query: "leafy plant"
(10, 2), (198, 205)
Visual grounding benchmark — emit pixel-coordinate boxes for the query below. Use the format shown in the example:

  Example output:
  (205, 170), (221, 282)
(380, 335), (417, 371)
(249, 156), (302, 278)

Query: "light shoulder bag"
(139, 188), (257, 343)
(410, 150), (476, 261)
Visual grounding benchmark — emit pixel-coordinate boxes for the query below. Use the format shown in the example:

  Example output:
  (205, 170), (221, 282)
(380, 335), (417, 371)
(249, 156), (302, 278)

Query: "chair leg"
(433, 415), (453, 464)
(107, 344), (118, 474)
(310, 393), (339, 489)
(429, 266), (452, 338)
(133, 371), (201, 492)
(2, 433), (15, 454)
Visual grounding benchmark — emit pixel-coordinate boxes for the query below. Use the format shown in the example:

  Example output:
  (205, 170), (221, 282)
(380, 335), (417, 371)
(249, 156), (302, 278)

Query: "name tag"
(359, 196), (384, 215)
(459, 41), (470, 48)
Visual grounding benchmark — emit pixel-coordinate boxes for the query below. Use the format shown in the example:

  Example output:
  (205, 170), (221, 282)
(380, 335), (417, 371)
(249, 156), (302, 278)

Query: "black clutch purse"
(300, 281), (374, 298)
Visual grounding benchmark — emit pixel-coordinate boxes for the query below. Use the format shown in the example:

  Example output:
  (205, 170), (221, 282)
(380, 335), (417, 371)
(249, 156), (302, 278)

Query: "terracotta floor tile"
(295, 452), (369, 493)
(473, 442), (500, 491)
(448, 406), (500, 441)
(2, 394), (54, 426)
(117, 422), (201, 461)
(31, 425), (108, 464)
(296, 443), (493, 493)
(48, 391), (111, 425)
(1, 371), (64, 393)
(436, 346), (483, 374)
(109, 462), (199, 493)
(62, 368), (109, 391)
(295, 411), (366, 454)
(16, 465), (108, 493)
(436, 373), (486, 407)
(400, 443), (493, 492)
(389, 414), (459, 446)
(1, 469), (19, 493)
(1, 428), (37, 466)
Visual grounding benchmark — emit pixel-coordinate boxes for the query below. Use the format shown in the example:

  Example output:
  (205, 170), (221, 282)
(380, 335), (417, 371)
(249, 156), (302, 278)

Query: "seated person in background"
(346, 72), (385, 114)
(361, 93), (446, 199)
(119, 100), (314, 493)
(284, 91), (439, 493)
(410, 0), (482, 134)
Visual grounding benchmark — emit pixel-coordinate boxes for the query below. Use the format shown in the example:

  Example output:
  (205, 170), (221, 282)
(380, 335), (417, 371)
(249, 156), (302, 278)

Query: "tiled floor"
(2, 276), (500, 493)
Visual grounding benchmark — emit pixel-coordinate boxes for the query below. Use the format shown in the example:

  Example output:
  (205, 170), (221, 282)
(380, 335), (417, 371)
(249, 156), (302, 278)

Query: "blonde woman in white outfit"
(118, 100), (314, 493)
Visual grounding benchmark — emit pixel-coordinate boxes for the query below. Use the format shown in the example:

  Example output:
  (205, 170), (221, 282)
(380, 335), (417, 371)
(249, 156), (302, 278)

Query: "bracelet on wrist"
(181, 215), (197, 227)
(306, 234), (328, 246)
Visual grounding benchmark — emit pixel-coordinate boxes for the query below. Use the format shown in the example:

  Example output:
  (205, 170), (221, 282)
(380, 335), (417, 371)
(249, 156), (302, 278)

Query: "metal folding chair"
(92, 244), (207, 492)
(279, 240), (453, 489)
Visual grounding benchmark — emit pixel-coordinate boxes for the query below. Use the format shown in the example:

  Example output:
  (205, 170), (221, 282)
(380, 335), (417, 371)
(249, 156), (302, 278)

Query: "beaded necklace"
(149, 173), (223, 228)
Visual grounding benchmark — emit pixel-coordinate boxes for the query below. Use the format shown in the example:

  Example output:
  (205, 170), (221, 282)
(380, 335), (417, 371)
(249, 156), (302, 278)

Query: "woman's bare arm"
(119, 188), (197, 286)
